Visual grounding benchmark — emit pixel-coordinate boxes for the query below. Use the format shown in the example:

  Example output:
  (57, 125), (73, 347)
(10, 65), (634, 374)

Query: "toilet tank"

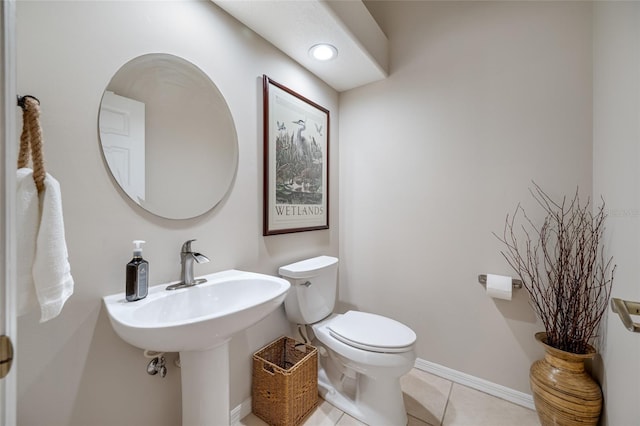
(279, 256), (338, 324)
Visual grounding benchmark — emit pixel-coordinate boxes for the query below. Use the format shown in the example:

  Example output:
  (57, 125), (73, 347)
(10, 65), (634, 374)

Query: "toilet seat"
(327, 311), (416, 353)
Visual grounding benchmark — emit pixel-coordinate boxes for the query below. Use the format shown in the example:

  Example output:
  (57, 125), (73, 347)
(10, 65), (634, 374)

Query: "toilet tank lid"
(279, 255), (338, 279)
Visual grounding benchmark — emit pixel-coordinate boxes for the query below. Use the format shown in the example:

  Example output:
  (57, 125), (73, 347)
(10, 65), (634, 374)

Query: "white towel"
(17, 168), (39, 315)
(17, 168), (74, 322)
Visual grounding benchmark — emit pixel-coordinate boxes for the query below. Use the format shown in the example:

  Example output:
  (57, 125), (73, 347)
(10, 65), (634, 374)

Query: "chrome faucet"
(166, 239), (210, 290)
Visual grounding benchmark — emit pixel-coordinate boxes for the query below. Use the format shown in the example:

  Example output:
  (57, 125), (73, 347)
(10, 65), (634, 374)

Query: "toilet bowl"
(279, 256), (417, 426)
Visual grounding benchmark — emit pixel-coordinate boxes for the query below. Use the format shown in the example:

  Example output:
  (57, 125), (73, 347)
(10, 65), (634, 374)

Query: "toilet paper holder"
(610, 298), (640, 333)
(477, 274), (523, 289)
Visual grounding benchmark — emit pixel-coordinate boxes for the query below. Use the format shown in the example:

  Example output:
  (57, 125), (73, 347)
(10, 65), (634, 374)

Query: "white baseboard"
(230, 397), (252, 426)
(414, 358), (535, 410)
(230, 358), (535, 425)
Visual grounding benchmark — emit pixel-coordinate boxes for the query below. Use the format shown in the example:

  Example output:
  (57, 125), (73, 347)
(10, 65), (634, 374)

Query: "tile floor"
(241, 368), (541, 426)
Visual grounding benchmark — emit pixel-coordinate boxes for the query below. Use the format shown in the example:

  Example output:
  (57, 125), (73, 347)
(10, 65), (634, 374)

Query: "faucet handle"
(181, 239), (197, 253)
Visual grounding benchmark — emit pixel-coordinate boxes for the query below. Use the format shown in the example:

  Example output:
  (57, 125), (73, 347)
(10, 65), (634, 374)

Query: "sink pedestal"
(180, 340), (230, 426)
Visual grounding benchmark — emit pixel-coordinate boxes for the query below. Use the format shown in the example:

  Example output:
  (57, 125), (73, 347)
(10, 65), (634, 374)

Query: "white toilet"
(279, 256), (417, 426)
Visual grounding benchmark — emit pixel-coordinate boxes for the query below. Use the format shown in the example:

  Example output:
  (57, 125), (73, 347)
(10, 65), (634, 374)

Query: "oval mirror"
(98, 53), (238, 219)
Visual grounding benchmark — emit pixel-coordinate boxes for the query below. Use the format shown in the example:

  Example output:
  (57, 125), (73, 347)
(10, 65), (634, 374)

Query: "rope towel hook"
(17, 95), (46, 193)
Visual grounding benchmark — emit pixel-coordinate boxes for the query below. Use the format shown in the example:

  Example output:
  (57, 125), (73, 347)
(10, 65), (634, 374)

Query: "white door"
(99, 91), (146, 203)
(1, 1), (17, 425)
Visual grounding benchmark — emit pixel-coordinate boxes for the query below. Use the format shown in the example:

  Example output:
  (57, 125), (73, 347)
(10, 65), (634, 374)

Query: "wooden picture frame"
(263, 75), (329, 235)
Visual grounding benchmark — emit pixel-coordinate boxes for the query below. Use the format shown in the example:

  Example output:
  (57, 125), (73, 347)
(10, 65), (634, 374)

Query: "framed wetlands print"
(263, 75), (329, 235)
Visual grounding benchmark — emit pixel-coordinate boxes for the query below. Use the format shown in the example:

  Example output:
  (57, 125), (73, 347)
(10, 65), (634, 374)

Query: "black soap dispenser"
(126, 240), (149, 302)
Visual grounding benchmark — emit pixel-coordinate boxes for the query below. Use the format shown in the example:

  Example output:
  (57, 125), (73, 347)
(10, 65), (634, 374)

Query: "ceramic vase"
(529, 332), (602, 426)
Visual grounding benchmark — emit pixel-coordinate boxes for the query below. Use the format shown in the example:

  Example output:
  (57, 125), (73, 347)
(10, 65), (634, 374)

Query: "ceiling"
(212, 0), (389, 92)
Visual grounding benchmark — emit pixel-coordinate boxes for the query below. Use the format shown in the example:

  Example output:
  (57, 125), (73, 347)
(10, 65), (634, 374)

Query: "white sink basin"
(103, 269), (290, 352)
(104, 269), (291, 425)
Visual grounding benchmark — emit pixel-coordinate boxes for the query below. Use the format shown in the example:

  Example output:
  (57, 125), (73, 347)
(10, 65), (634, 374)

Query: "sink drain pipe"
(143, 350), (181, 377)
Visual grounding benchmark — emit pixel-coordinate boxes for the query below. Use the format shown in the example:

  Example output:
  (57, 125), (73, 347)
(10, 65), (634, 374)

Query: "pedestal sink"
(103, 270), (290, 426)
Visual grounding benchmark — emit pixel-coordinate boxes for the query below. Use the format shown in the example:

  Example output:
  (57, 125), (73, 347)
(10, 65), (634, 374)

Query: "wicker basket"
(252, 336), (319, 426)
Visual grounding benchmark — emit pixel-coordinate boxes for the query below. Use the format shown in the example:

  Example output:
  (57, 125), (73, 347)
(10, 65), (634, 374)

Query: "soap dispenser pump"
(126, 240), (149, 302)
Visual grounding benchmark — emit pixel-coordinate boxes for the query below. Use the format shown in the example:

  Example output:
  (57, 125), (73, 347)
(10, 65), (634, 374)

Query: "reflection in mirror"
(99, 53), (238, 219)
(100, 91), (146, 203)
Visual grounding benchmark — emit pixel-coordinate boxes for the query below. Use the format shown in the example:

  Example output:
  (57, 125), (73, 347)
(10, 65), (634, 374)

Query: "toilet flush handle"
(301, 281), (312, 287)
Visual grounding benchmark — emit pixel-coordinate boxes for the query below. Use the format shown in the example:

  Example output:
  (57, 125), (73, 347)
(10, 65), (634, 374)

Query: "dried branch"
(494, 183), (615, 354)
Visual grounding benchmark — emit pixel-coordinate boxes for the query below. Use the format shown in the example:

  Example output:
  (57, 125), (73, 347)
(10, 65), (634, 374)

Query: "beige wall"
(340, 1), (592, 394)
(593, 3), (640, 425)
(16, 1), (338, 425)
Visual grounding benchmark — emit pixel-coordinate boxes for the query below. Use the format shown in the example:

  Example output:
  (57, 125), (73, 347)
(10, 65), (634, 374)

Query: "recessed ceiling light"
(309, 44), (338, 61)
